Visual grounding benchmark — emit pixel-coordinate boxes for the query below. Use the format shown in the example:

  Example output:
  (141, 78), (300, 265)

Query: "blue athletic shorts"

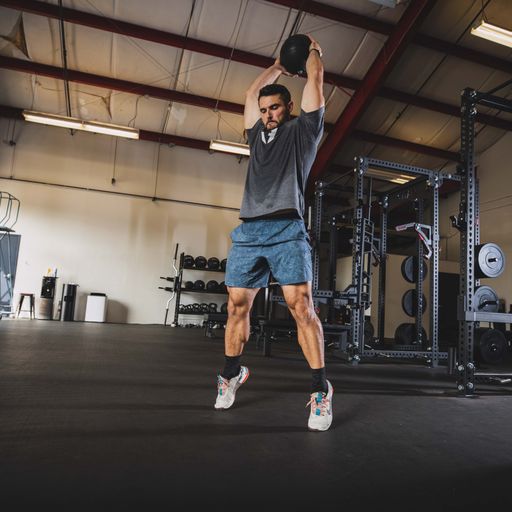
(225, 218), (313, 288)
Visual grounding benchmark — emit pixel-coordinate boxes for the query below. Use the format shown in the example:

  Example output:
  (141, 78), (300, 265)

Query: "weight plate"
(401, 256), (428, 283)
(402, 289), (427, 317)
(475, 327), (507, 364)
(474, 285), (499, 312)
(394, 323), (427, 345)
(476, 243), (505, 279)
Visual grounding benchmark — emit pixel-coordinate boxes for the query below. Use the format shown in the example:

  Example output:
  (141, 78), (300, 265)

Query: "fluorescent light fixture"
(369, 0), (404, 7)
(471, 20), (512, 49)
(22, 110), (139, 139)
(209, 139), (250, 156)
(366, 167), (415, 185)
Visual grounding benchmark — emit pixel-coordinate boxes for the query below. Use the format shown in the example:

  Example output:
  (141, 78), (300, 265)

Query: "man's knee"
(227, 294), (253, 318)
(288, 298), (317, 324)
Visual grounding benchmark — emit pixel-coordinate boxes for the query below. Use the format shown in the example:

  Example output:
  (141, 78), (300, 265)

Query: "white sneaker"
(214, 366), (250, 410)
(307, 380), (333, 431)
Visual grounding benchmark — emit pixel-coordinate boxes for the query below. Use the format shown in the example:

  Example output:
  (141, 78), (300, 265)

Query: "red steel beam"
(2, 54), (509, 134)
(264, 0), (512, 75)
(0, 55), (244, 115)
(309, 0), (437, 183)
(0, 56), (462, 161)
(0, 0), (358, 89)
(2, 0), (511, 133)
(352, 129), (459, 161)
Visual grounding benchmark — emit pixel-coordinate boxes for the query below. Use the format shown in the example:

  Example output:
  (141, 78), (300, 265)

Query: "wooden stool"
(16, 293), (35, 319)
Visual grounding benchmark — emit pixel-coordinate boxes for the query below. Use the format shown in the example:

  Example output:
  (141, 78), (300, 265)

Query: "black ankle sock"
(221, 355), (241, 380)
(311, 367), (328, 394)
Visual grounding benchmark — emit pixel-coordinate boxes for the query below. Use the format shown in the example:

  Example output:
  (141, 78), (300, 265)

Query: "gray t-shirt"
(239, 107), (324, 220)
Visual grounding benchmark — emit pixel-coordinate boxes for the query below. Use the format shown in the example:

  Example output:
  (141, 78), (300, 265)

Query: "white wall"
(0, 119), (247, 324)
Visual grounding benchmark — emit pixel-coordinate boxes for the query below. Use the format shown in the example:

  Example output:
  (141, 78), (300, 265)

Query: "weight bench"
(257, 319), (350, 356)
(204, 313), (261, 339)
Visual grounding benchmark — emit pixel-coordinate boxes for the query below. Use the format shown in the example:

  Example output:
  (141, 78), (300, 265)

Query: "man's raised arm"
(301, 36), (324, 113)
(244, 60), (285, 130)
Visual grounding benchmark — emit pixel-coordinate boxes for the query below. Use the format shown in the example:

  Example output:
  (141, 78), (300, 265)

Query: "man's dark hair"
(258, 84), (291, 105)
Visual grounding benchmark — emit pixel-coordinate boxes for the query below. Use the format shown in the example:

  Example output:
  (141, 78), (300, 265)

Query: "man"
(215, 35), (332, 432)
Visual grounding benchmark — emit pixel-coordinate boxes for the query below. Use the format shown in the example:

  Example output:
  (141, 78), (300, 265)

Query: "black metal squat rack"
(345, 157), (460, 366)
(457, 85), (512, 394)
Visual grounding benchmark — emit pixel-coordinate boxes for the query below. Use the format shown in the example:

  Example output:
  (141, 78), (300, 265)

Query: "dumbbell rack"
(173, 252), (227, 327)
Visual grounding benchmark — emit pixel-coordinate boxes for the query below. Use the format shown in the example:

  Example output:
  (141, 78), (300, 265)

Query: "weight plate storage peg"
(183, 255), (195, 268)
(475, 243), (505, 279)
(474, 285), (499, 312)
(400, 256), (428, 283)
(402, 289), (427, 317)
(474, 328), (507, 365)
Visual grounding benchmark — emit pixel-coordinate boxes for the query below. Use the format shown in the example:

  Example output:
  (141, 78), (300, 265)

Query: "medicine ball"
(206, 280), (219, 292)
(183, 255), (195, 268)
(219, 281), (227, 293)
(279, 34), (310, 77)
(194, 256), (207, 269)
(183, 280), (194, 290)
(193, 280), (205, 291)
(220, 258), (228, 272)
(207, 257), (220, 270)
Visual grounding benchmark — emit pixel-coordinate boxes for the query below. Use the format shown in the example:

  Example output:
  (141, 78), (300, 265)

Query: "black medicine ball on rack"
(207, 257), (220, 270)
(183, 280), (194, 290)
(194, 256), (207, 269)
(280, 34), (311, 77)
(183, 255), (195, 268)
(193, 280), (205, 291)
(220, 258), (228, 272)
(206, 280), (219, 292)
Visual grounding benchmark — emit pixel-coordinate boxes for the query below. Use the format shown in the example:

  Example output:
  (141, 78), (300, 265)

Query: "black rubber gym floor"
(1, 319), (512, 510)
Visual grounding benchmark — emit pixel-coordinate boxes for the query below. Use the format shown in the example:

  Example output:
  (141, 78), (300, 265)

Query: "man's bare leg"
(214, 286), (259, 410)
(281, 282), (324, 369)
(282, 281), (333, 431)
(224, 287), (260, 356)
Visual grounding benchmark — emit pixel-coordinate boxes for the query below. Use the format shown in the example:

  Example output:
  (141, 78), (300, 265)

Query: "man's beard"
(265, 111), (290, 131)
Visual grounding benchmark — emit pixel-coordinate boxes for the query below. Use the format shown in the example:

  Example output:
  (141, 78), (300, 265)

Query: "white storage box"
(85, 293), (107, 322)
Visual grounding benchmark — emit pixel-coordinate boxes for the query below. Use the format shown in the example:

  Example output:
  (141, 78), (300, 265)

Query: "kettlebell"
(279, 34), (311, 77)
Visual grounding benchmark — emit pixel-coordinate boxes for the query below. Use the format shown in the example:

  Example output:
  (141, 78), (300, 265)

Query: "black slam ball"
(279, 34), (311, 77)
